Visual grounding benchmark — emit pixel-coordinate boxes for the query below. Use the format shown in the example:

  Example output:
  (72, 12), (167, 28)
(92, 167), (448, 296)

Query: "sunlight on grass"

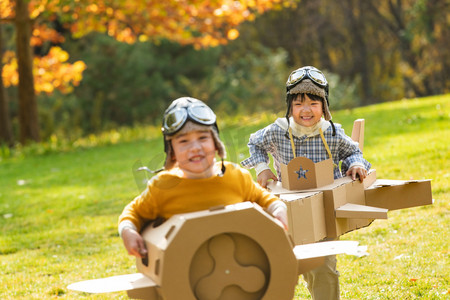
(1, 94), (449, 299)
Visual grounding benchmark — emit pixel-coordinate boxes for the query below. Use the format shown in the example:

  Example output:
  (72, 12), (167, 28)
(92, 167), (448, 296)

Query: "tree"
(360, 0), (449, 97)
(1, 0), (294, 144)
(233, 0), (448, 105)
(1, 0), (86, 144)
(0, 24), (13, 147)
(15, 0), (40, 143)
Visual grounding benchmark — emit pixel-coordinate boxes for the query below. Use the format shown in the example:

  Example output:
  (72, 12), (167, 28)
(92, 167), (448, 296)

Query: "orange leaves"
(1, 0), (293, 97)
(31, 24), (65, 47)
(63, 0), (294, 48)
(2, 47), (86, 95)
(3, 0), (293, 48)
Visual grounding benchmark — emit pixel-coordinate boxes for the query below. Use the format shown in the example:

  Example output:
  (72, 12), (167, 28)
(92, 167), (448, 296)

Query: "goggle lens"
(308, 69), (327, 86)
(188, 105), (216, 124)
(164, 108), (188, 134)
(287, 69), (306, 85)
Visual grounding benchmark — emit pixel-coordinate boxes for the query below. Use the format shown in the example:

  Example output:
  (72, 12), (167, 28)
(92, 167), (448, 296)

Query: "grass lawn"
(1, 94), (449, 299)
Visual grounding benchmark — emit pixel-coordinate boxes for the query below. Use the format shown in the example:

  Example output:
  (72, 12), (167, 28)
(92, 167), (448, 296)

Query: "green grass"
(1, 94), (449, 299)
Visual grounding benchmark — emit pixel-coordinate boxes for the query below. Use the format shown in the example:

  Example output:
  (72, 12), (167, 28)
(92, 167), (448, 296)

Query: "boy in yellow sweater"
(119, 97), (287, 258)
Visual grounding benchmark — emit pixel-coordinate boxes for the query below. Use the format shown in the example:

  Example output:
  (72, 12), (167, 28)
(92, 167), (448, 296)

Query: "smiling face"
(171, 129), (217, 179)
(291, 94), (324, 127)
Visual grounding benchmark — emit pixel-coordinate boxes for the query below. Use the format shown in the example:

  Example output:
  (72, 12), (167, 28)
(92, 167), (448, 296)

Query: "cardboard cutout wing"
(67, 273), (156, 294)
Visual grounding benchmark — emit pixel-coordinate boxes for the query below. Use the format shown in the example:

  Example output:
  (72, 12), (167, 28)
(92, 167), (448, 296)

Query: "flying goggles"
(162, 101), (217, 135)
(286, 66), (328, 90)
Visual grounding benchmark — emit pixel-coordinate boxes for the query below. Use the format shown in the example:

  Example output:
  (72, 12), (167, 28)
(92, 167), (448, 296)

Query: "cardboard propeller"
(68, 202), (365, 300)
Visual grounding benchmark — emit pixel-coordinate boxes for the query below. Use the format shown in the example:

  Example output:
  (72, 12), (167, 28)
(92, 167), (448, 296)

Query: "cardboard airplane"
(68, 202), (366, 300)
(268, 119), (433, 245)
(68, 119), (433, 299)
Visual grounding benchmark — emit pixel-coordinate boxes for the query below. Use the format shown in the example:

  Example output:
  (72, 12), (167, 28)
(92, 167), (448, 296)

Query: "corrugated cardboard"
(364, 169), (377, 188)
(135, 202), (299, 300)
(268, 169), (377, 195)
(68, 203), (371, 299)
(270, 168), (432, 243)
(316, 176), (373, 238)
(351, 119), (365, 152)
(279, 192), (327, 245)
(67, 273), (157, 295)
(335, 203), (388, 219)
(294, 241), (365, 274)
(127, 286), (161, 300)
(269, 170), (383, 242)
(280, 156), (334, 190)
(365, 179), (433, 210)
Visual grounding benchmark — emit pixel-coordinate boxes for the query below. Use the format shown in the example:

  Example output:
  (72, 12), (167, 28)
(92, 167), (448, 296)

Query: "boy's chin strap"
(329, 120), (336, 136)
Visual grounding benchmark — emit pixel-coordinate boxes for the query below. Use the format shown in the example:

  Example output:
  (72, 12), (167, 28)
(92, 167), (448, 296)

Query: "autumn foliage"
(1, 0), (86, 95)
(1, 0), (292, 143)
(64, 0), (293, 47)
(2, 47), (86, 94)
(1, 0), (292, 94)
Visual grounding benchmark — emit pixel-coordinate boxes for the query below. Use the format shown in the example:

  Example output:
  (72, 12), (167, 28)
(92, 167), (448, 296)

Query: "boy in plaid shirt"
(241, 66), (371, 300)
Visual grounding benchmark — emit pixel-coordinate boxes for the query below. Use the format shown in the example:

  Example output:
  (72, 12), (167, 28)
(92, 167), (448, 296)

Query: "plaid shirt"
(241, 120), (371, 180)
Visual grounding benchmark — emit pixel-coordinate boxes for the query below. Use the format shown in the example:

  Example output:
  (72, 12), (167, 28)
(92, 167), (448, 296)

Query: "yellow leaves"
(29, 0), (47, 19)
(50, 47), (70, 62)
(0, 0), (14, 19)
(86, 3), (99, 13)
(138, 35), (149, 42)
(227, 28), (239, 40)
(1, 51), (19, 87)
(2, 47), (86, 95)
(115, 28), (137, 44)
(33, 47), (86, 94)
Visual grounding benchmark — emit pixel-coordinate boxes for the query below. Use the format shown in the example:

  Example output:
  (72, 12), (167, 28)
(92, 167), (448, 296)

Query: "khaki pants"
(303, 254), (340, 300)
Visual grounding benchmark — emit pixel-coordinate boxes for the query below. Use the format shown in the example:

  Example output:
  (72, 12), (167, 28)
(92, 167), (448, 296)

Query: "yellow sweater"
(119, 161), (278, 231)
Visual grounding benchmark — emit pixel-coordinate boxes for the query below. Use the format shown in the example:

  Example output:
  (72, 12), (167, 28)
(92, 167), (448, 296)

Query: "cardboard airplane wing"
(67, 273), (156, 294)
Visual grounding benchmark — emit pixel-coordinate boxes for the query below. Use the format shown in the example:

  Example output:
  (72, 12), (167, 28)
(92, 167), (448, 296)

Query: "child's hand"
(121, 228), (148, 258)
(273, 208), (288, 231)
(257, 169), (278, 188)
(268, 200), (288, 230)
(346, 166), (368, 182)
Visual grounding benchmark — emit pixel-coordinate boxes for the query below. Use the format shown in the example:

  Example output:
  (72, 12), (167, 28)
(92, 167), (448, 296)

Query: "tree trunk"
(0, 23), (14, 147)
(339, 0), (373, 105)
(15, 0), (40, 144)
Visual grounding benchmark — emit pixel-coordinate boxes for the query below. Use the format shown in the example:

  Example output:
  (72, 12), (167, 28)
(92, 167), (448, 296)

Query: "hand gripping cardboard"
(270, 168), (432, 245)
